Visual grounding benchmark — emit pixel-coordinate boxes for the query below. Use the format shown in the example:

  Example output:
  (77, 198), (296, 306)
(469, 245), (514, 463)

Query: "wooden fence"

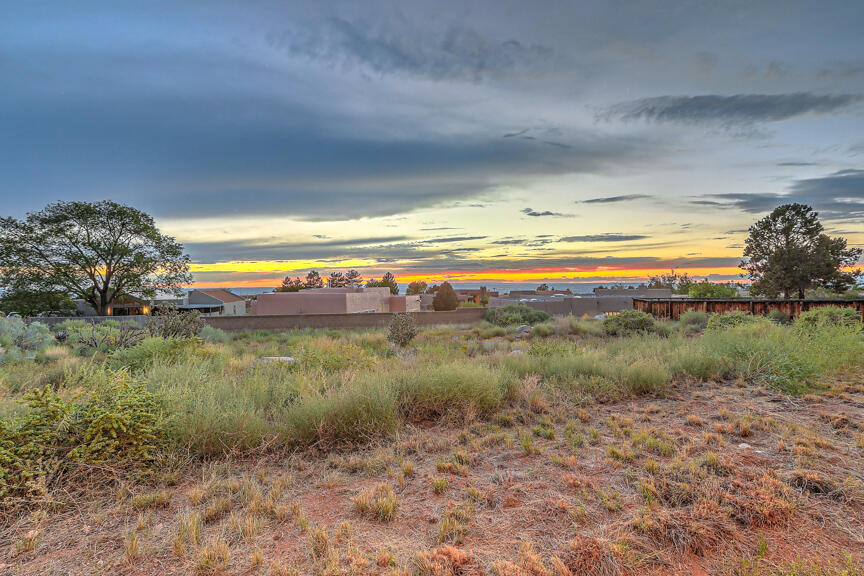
(632, 298), (864, 320)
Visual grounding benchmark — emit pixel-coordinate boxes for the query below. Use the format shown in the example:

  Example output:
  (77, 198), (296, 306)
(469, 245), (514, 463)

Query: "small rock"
(252, 356), (295, 366)
(509, 349), (524, 355)
(738, 443), (751, 449)
(516, 324), (531, 333)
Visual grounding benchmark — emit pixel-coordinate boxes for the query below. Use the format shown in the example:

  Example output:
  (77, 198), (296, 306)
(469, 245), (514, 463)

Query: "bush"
(603, 310), (655, 336)
(281, 381), (399, 447)
(432, 282), (459, 311)
(387, 313), (418, 348)
(530, 322), (556, 338)
(148, 308), (206, 339)
(199, 325), (232, 343)
(767, 309), (791, 325)
(0, 318), (53, 363)
(795, 306), (860, 333)
(108, 337), (202, 372)
(568, 317), (604, 337)
(0, 367), (164, 501)
(706, 311), (760, 331)
(679, 310), (709, 331)
(484, 305), (551, 327)
(393, 362), (515, 421)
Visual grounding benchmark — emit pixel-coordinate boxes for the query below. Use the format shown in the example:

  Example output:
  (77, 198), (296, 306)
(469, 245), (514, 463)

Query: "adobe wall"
(203, 309), (486, 331)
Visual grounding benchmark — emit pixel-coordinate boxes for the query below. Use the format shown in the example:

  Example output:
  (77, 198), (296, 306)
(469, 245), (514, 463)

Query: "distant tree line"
(277, 270), (399, 295)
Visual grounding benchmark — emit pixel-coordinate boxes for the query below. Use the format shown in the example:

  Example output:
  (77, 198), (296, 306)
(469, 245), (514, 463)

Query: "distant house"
(152, 289), (246, 316)
(251, 287), (420, 315)
(75, 295), (150, 316)
(182, 289), (246, 316)
(453, 287), (499, 304)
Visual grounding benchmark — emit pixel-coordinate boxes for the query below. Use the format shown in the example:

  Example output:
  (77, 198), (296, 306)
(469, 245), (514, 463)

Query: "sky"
(1, 0), (863, 287)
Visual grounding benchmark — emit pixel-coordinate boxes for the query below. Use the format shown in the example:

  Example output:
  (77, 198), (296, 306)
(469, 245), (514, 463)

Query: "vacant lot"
(1, 311), (863, 575)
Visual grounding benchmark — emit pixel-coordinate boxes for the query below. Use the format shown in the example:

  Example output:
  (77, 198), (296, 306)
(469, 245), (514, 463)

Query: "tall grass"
(2, 316), (862, 464)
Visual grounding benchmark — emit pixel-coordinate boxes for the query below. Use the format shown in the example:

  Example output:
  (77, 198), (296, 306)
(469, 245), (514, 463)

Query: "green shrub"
(108, 337), (201, 372)
(603, 310), (655, 336)
(705, 311), (760, 331)
(393, 362), (514, 420)
(795, 306), (860, 333)
(280, 381), (399, 447)
(568, 317), (604, 337)
(530, 322), (556, 338)
(148, 308), (206, 339)
(474, 323), (506, 339)
(0, 367), (164, 501)
(200, 325), (232, 343)
(767, 309), (791, 325)
(387, 313), (418, 348)
(0, 318), (53, 363)
(484, 305), (551, 327)
(679, 310), (709, 331)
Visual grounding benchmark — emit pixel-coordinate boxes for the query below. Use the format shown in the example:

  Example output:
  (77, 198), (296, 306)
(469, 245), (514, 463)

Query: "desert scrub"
(679, 310), (709, 331)
(0, 317), (53, 364)
(603, 310), (656, 337)
(484, 305), (551, 327)
(706, 311), (761, 331)
(387, 313), (418, 348)
(108, 336), (202, 371)
(279, 379), (399, 447)
(0, 366), (164, 501)
(795, 305), (861, 333)
(392, 361), (517, 420)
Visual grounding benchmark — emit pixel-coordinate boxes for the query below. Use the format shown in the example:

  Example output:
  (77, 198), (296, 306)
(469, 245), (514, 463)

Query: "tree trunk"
(797, 287), (805, 300)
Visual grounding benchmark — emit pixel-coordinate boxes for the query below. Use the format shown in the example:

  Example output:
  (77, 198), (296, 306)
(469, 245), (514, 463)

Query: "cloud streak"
(581, 194), (652, 204)
(560, 233), (650, 242)
(606, 93), (861, 127)
(273, 18), (559, 82)
(522, 207), (574, 218)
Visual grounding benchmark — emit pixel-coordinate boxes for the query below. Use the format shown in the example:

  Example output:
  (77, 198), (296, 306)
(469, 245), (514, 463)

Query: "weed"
(352, 483), (399, 521)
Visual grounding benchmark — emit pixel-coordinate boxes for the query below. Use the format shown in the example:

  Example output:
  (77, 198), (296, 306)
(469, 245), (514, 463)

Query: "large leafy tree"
(0, 282), (78, 316)
(646, 270), (694, 294)
(405, 281), (428, 295)
(741, 203), (861, 299)
(0, 201), (191, 315)
(432, 282), (459, 311)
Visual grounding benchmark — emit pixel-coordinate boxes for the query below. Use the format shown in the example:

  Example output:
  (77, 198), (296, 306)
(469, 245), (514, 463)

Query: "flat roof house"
(251, 287), (420, 315)
(182, 289), (246, 316)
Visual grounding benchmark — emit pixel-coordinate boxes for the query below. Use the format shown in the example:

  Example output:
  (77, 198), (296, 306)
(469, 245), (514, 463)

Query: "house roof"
(195, 289), (245, 303)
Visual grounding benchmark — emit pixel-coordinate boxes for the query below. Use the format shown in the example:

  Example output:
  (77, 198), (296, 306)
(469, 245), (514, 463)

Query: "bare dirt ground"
(3, 378), (863, 575)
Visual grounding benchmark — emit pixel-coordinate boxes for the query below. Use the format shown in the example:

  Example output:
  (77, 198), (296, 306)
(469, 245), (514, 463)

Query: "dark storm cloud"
(272, 18), (558, 82)
(560, 233), (650, 242)
(698, 169), (864, 221)
(521, 208), (574, 218)
(0, 65), (650, 220)
(606, 93), (861, 127)
(581, 194), (652, 204)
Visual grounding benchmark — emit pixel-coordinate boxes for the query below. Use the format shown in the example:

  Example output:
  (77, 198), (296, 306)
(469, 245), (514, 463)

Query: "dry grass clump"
(352, 483), (399, 521)
(557, 536), (622, 576)
(725, 473), (794, 527)
(196, 535), (231, 574)
(437, 502), (474, 544)
(415, 545), (482, 576)
(173, 510), (202, 556)
(130, 489), (173, 510)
